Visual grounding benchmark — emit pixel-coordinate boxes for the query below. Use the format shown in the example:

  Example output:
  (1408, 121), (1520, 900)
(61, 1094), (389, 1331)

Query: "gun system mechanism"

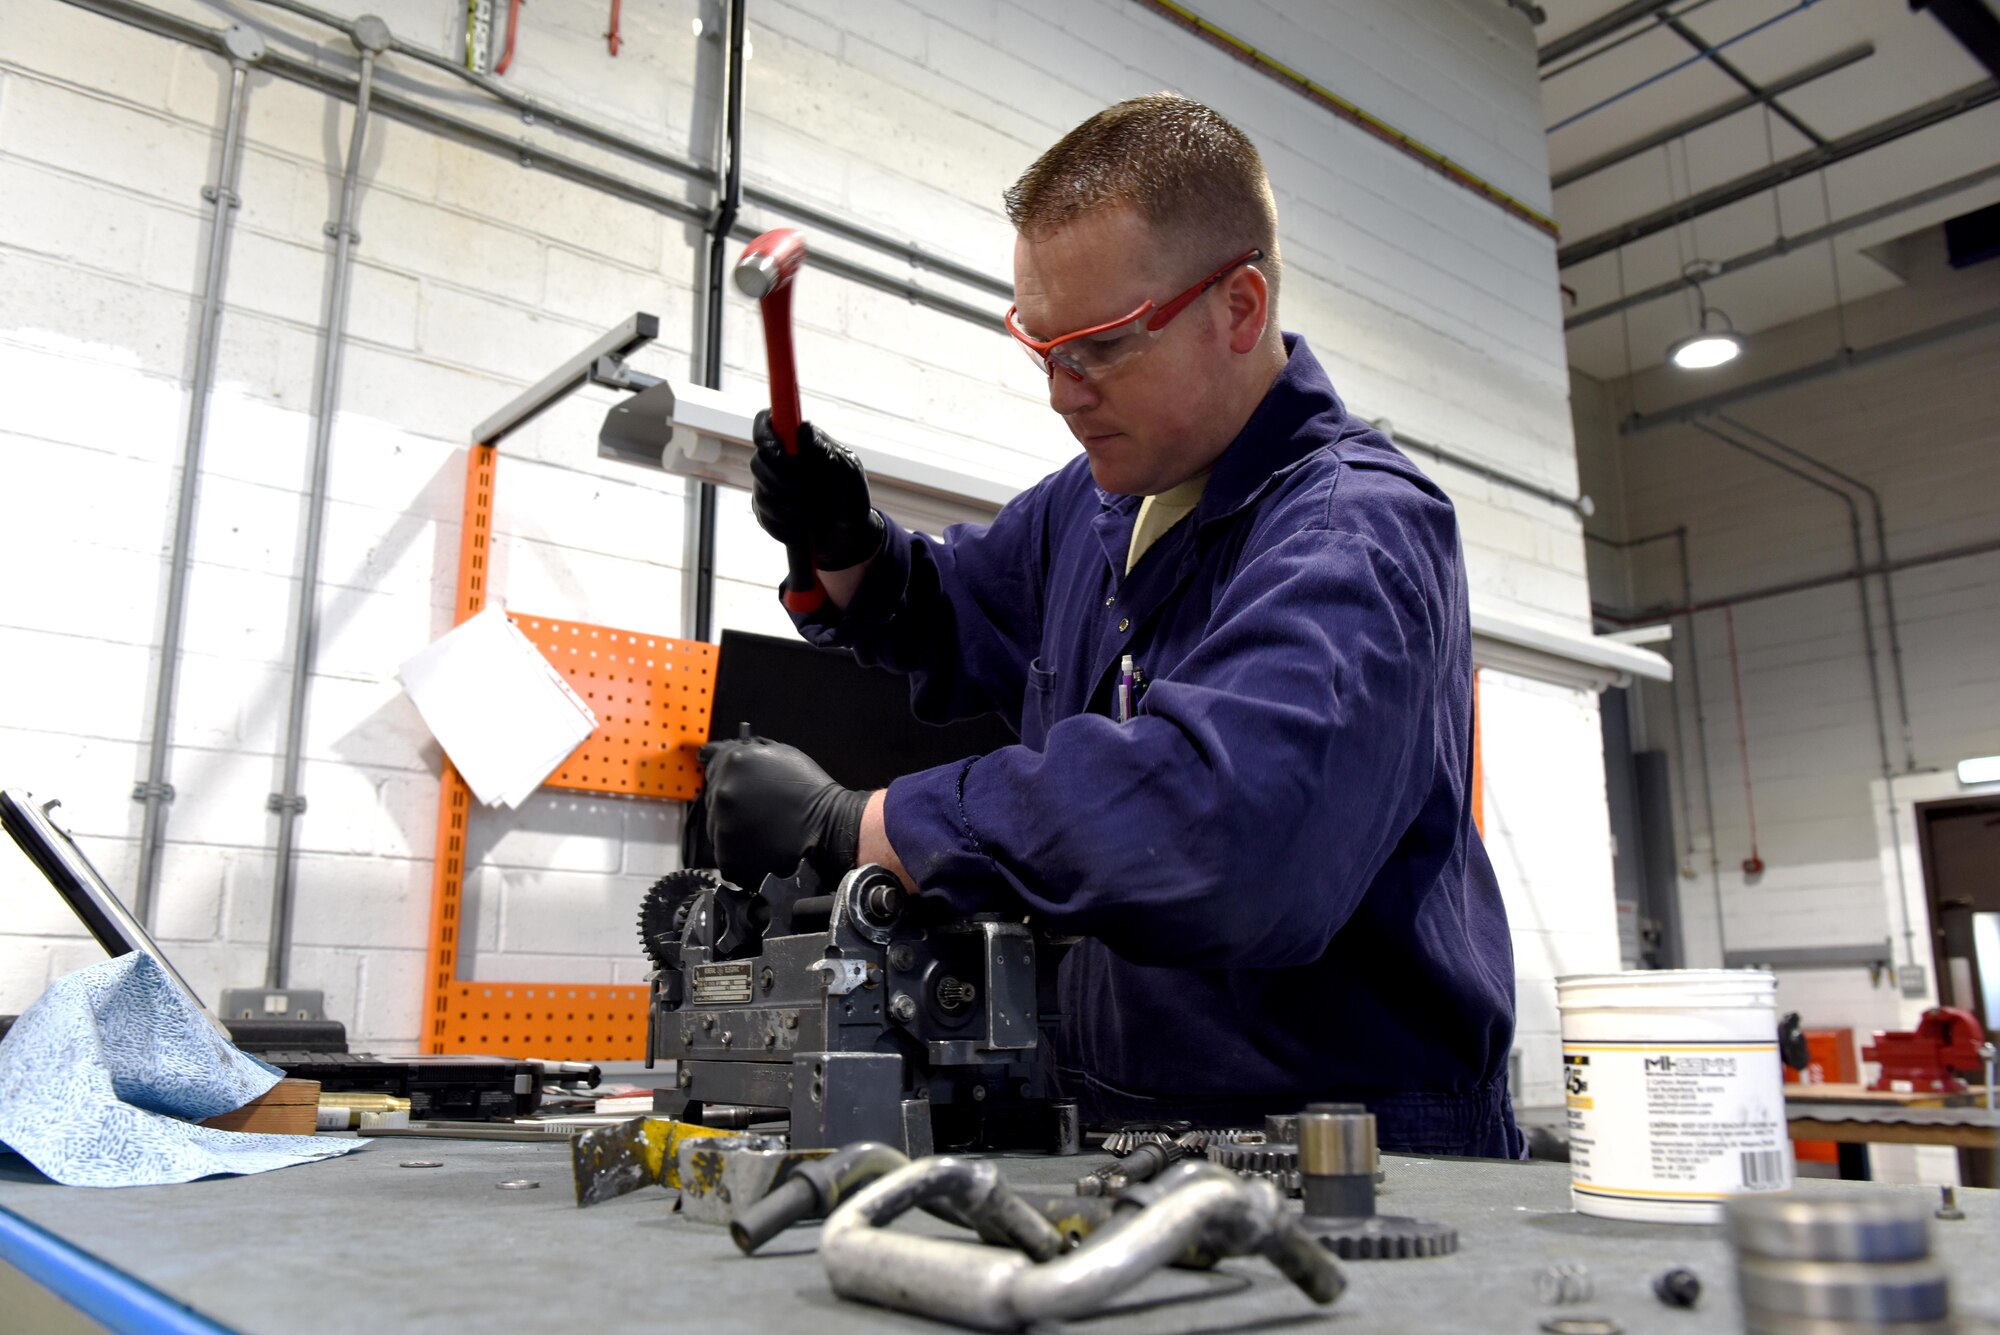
(641, 862), (1078, 1155)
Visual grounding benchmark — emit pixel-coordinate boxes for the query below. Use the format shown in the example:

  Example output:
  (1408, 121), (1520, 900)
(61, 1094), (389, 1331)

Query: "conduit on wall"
(264, 15), (391, 991)
(688, 0), (746, 644)
(1721, 606), (1763, 876)
(131, 25), (265, 928)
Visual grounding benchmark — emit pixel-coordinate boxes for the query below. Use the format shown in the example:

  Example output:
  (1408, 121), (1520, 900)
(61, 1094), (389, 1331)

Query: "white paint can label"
(1564, 1038), (1792, 1213)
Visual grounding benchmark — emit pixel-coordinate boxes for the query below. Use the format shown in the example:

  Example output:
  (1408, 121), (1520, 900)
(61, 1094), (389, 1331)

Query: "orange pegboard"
(507, 614), (717, 802)
(438, 980), (650, 1060)
(422, 441), (720, 1058)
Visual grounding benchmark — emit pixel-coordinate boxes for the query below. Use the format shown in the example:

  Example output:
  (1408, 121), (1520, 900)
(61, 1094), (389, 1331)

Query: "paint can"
(1557, 969), (1792, 1223)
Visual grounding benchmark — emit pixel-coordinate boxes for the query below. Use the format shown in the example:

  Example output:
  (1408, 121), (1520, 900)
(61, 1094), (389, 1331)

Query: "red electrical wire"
(494, 0), (524, 74)
(607, 0), (623, 55)
(1724, 606), (1765, 875)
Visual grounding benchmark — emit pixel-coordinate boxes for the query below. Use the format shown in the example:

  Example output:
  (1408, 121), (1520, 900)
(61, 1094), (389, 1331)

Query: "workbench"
(1786, 1084), (1999, 1184)
(2, 1136), (1996, 1334)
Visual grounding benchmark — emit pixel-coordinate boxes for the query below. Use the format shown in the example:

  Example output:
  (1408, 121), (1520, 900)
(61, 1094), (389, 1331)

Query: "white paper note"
(397, 605), (599, 808)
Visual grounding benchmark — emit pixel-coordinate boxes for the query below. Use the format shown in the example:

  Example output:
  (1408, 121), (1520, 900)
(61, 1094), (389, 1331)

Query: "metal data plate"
(692, 961), (755, 1006)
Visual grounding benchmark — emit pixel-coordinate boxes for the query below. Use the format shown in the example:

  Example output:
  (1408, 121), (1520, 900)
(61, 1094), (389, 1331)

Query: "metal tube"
(1597, 534), (2000, 623)
(1539, 0), (1677, 66)
(687, 0), (744, 645)
(1553, 44), (1872, 190)
(266, 25), (385, 990)
(1385, 424), (1591, 517)
(1566, 161), (2000, 330)
(1559, 77), (2000, 267)
(133, 41), (260, 926)
(1546, 0), (1817, 136)
(819, 1159), (1340, 1329)
(1713, 414), (1915, 772)
(1663, 13), (1824, 146)
(1675, 527), (1727, 960)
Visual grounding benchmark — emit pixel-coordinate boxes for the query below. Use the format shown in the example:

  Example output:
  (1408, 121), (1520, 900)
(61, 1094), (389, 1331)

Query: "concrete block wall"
(1578, 246), (2000, 1049)
(3, 0), (1615, 1097)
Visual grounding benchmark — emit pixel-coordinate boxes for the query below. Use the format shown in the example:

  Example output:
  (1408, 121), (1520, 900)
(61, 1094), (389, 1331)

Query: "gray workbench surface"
(1, 1141), (1994, 1334)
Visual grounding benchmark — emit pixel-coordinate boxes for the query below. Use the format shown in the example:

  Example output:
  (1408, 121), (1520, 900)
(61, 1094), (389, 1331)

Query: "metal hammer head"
(734, 228), (807, 299)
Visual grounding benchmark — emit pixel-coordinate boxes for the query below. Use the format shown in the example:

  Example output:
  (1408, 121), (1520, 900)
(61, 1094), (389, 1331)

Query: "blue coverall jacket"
(796, 335), (1523, 1158)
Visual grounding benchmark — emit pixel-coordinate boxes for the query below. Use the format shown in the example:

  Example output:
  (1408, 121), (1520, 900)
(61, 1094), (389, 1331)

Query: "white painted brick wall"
(2, 0), (1610, 1086)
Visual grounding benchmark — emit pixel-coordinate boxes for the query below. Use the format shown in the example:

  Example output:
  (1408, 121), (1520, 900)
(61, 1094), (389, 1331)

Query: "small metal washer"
(1540, 1319), (1621, 1335)
(398, 1161), (443, 1169)
(496, 1179), (541, 1190)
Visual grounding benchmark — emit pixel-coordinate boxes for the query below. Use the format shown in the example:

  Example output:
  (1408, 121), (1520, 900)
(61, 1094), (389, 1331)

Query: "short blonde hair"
(1004, 93), (1281, 305)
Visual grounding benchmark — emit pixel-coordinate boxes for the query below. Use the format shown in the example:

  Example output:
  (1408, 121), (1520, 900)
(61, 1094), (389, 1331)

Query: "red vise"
(1862, 1007), (1988, 1094)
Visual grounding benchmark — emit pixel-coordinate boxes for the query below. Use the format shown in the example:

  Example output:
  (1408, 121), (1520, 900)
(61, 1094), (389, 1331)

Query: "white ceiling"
(1539, 0), (2000, 380)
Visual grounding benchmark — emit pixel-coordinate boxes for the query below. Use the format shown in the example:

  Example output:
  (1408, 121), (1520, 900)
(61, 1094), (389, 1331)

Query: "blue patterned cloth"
(0, 952), (362, 1186)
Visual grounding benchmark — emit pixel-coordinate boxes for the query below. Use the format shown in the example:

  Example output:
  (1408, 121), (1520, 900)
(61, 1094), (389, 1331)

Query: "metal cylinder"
(1727, 1196), (1932, 1263)
(1727, 1194), (1951, 1335)
(1298, 1103), (1375, 1220)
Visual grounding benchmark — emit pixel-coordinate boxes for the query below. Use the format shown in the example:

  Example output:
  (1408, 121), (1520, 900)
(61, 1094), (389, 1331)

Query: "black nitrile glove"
(750, 410), (885, 572)
(698, 736), (869, 891)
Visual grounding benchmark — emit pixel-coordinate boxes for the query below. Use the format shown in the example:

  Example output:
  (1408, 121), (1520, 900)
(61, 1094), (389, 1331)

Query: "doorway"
(1916, 795), (2000, 1032)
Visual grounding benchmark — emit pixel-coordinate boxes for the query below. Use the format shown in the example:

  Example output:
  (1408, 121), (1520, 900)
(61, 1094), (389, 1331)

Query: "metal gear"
(1207, 1140), (1302, 1196)
(1299, 1213), (1459, 1260)
(1176, 1128), (1259, 1153)
(637, 868), (726, 972)
(1100, 1123), (1189, 1155)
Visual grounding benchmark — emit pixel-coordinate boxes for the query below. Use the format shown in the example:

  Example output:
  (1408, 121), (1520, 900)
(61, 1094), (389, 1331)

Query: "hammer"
(733, 227), (825, 615)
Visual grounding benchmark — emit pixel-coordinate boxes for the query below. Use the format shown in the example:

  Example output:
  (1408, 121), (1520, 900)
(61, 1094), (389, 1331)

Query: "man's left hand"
(697, 737), (871, 891)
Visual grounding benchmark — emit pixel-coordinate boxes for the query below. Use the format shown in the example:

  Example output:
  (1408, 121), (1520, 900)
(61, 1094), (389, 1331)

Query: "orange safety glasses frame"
(1003, 247), (1264, 381)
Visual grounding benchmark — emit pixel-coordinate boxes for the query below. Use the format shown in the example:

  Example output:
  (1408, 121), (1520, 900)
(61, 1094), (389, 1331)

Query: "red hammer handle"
(744, 253), (826, 616)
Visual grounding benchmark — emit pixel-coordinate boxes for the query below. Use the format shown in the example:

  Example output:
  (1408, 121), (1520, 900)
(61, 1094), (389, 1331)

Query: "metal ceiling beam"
(1915, 0), (2000, 82)
(1565, 159), (2000, 328)
(1553, 43), (1871, 189)
(1539, 0), (1678, 66)
(1665, 15), (1823, 145)
(1559, 77), (2000, 267)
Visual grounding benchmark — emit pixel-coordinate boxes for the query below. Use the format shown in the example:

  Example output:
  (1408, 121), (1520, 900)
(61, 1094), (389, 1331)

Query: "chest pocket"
(1022, 657), (1058, 751)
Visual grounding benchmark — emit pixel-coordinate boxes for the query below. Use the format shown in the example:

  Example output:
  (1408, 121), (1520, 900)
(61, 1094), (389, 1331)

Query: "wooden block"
(199, 1078), (322, 1136)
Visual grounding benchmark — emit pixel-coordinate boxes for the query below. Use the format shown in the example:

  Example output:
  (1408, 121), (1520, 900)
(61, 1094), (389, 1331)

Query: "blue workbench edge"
(0, 1201), (241, 1334)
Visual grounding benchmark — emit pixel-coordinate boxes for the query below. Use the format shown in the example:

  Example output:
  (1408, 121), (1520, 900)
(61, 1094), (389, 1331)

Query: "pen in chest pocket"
(1116, 654), (1138, 723)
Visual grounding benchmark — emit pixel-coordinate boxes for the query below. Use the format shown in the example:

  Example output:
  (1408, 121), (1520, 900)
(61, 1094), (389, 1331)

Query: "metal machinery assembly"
(818, 1157), (1345, 1330)
(643, 861), (1077, 1155)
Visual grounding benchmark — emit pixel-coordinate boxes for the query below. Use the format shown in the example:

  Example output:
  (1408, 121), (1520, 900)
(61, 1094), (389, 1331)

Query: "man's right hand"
(750, 411), (884, 572)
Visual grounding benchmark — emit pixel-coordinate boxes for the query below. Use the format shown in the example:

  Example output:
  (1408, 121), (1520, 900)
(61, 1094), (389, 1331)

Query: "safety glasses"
(1004, 248), (1263, 382)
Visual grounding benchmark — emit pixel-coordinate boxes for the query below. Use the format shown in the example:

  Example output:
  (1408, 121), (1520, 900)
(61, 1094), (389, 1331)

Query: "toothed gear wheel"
(1299, 1214), (1458, 1260)
(1207, 1140), (1302, 1195)
(1100, 1124), (1187, 1155)
(1177, 1128), (1260, 1152)
(637, 868), (726, 971)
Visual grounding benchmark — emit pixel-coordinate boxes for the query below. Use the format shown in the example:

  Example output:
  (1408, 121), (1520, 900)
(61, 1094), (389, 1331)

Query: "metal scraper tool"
(569, 1115), (733, 1207)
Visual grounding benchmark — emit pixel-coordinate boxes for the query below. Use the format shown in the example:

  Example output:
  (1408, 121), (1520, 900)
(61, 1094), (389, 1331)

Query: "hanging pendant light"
(1667, 259), (1744, 370)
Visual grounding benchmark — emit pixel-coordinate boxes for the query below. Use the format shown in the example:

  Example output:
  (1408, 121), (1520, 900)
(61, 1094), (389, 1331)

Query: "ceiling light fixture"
(1668, 259), (1744, 370)
(1960, 755), (2000, 785)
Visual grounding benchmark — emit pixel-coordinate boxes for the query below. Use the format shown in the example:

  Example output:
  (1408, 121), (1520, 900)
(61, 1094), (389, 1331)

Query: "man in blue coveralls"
(699, 94), (1524, 1158)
